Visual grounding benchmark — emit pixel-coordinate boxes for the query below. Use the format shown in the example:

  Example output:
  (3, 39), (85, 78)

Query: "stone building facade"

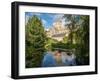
(46, 20), (69, 41)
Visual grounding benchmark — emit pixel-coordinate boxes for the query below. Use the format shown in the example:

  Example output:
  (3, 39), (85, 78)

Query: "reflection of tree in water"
(42, 50), (77, 67)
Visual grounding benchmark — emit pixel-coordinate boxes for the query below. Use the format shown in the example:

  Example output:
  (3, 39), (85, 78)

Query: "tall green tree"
(73, 15), (89, 65)
(63, 14), (89, 65)
(25, 15), (46, 68)
(63, 15), (80, 44)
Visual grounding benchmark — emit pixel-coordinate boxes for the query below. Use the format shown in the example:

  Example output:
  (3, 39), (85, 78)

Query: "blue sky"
(25, 12), (64, 29)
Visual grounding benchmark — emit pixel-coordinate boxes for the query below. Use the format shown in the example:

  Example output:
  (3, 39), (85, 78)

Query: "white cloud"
(33, 13), (41, 16)
(61, 18), (66, 27)
(28, 12), (41, 16)
(53, 14), (64, 21)
(42, 19), (47, 26)
(25, 15), (30, 24)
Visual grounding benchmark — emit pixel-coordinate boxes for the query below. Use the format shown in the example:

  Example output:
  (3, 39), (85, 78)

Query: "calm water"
(42, 52), (76, 67)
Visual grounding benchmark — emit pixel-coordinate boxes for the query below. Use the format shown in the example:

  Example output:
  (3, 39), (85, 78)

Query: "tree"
(63, 14), (89, 65)
(63, 15), (80, 44)
(74, 15), (89, 65)
(25, 15), (46, 68)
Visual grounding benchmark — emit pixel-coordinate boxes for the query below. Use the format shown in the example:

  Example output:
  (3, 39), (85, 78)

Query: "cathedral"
(46, 20), (69, 41)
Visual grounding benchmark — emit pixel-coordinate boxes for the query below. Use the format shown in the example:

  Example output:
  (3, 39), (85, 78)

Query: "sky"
(25, 12), (65, 29)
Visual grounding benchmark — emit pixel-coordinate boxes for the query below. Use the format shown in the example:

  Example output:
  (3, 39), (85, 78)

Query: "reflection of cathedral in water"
(46, 20), (69, 41)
